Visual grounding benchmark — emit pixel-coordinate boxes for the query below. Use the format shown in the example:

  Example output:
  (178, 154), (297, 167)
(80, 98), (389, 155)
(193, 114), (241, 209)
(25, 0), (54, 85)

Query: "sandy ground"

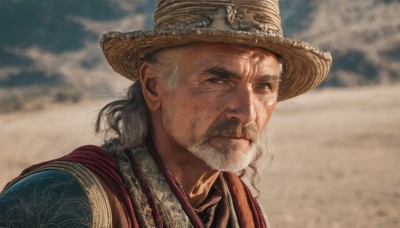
(1, 84), (399, 227)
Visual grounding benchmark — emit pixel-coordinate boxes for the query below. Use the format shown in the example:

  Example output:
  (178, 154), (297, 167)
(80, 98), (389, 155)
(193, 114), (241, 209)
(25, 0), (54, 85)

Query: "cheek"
(167, 97), (211, 131)
(256, 96), (277, 128)
(192, 98), (219, 126)
(188, 96), (224, 136)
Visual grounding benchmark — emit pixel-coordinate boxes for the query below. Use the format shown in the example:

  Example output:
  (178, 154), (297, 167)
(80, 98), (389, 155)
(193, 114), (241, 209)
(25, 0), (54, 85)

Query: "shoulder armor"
(0, 161), (111, 227)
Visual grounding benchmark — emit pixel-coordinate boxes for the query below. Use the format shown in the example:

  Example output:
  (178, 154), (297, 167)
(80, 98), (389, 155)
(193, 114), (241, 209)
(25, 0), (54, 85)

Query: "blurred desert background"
(0, 0), (399, 227)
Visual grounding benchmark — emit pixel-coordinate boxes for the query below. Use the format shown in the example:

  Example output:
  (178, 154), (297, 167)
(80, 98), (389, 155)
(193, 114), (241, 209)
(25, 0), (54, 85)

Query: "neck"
(150, 121), (219, 208)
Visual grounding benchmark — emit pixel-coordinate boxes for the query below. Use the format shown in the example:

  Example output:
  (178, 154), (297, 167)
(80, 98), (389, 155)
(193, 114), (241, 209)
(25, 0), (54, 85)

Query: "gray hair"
(95, 81), (150, 150)
(95, 48), (181, 149)
(95, 45), (276, 194)
(95, 81), (271, 195)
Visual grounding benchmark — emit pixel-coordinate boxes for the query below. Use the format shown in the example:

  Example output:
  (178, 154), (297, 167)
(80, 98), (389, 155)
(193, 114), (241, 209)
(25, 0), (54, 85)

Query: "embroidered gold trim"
(114, 150), (156, 227)
(130, 144), (193, 228)
(27, 161), (112, 228)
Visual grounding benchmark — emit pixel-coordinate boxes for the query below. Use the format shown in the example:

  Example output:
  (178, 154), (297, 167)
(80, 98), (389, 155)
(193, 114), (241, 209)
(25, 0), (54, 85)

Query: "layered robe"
(1, 137), (268, 227)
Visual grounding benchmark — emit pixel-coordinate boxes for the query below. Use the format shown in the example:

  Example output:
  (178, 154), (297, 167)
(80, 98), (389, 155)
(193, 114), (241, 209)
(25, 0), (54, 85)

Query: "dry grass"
(0, 100), (105, 184)
(261, 84), (400, 227)
(1, 85), (399, 227)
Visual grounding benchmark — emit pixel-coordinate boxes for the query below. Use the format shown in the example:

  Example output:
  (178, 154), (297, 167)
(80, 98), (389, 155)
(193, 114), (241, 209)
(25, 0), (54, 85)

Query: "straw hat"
(100, 0), (332, 101)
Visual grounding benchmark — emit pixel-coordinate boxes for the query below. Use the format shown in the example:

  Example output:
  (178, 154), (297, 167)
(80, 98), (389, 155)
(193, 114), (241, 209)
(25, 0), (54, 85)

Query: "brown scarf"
(145, 136), (268, 228)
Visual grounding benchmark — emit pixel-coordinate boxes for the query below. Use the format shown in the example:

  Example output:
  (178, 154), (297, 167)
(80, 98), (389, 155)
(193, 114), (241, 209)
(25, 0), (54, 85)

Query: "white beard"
(186, 127), (269, 172)
(187, 139), (257, 172)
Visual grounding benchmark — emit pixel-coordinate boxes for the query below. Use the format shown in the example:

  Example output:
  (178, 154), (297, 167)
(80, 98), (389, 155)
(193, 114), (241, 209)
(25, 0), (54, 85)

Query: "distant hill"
(295, 0), (400, 87)
(0, 0), (399, 112)
(0, 0), (156, 112)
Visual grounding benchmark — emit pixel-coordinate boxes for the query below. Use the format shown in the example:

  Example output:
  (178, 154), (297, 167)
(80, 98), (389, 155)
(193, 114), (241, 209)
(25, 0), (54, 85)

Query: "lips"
(210, 134), (250, 143)
(219, 134), (254, 143)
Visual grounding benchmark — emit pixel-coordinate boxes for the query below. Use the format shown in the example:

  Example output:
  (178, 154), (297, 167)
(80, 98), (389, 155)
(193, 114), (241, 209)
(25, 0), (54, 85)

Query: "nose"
(225, 85), (257, 124)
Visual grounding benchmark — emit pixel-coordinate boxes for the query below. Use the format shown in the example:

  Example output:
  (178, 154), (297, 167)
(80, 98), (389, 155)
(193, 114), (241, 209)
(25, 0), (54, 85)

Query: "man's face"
(157, 43), (281, 171)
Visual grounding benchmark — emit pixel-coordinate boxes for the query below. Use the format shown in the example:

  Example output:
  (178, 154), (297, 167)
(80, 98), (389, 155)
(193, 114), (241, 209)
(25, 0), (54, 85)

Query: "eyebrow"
(202, 66), (280, 82)
(257, 75), (281, 83)
(202, 66), (242, 80)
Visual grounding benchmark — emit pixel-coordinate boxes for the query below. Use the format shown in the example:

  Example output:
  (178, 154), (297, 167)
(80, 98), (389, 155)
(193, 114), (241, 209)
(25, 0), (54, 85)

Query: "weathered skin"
(141, 42), (281, 207)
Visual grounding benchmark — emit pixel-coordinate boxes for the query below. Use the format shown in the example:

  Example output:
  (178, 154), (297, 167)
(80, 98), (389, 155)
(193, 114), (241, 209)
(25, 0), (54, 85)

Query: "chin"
(187, 142), (256, 172)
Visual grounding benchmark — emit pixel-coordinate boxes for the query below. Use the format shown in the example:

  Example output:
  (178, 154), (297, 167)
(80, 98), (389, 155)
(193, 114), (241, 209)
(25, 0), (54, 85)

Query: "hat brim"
(100, 28), (332, 101)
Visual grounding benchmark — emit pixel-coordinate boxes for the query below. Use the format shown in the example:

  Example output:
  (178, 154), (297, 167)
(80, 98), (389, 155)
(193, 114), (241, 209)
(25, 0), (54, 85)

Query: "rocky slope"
(0, 0), (399, 112)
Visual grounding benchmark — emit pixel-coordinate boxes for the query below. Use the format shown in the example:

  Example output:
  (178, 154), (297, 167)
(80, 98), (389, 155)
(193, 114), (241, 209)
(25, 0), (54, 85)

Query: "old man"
(0, 0), (332, 227)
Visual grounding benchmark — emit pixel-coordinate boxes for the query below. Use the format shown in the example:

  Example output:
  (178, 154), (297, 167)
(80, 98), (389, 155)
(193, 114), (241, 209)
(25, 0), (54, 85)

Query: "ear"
(140, 62), (161, 111)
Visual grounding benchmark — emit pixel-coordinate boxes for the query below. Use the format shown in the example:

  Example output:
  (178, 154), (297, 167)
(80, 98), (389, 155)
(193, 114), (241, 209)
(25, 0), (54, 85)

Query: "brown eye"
(207, 78), (226, 84)
(254, 83), (272, 93)
(206, 77), (234, 88)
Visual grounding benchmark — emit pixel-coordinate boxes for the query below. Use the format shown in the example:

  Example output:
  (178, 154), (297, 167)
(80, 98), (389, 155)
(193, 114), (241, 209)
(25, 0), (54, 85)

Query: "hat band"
(154, 1), (283, 37)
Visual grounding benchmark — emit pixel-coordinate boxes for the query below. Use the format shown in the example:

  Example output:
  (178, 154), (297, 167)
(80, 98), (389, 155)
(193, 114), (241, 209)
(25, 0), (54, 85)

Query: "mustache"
(204, 119), (258, 142)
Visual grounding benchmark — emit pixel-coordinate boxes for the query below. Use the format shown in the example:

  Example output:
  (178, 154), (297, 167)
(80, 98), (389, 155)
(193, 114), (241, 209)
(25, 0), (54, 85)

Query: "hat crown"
(154, 0), (283, 37)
